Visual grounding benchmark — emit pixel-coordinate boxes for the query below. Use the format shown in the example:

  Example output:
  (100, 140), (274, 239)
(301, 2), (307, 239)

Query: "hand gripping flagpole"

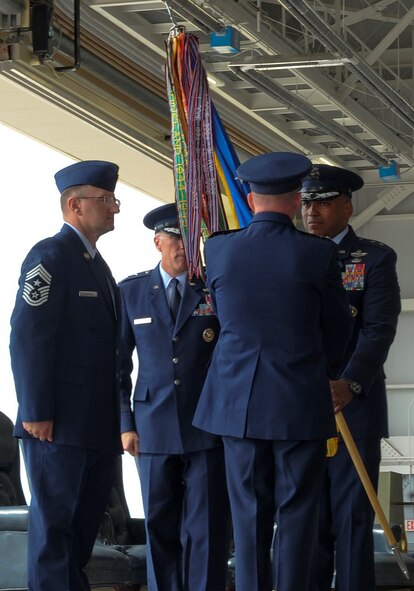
(335, 411), (409, 580)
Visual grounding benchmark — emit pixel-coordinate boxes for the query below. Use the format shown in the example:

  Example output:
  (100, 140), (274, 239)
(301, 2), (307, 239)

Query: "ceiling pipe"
(279, 0), (414, 131)
(54, 0), (80, 71)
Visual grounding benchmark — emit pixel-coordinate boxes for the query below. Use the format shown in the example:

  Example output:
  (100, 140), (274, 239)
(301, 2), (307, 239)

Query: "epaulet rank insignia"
(136, 270), (152, 277)
(297, 228), (331, 241)
(209, 228), (242, 238)
(119, 270), (152, 285)
(364, 238), (387, 249)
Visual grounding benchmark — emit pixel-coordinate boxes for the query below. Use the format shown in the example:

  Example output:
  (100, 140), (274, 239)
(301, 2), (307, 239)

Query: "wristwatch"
(343, 378), (362, 398)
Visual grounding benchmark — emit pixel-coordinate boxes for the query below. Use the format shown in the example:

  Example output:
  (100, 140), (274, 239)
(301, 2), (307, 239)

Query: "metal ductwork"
(235, 67), (388, 167)
(279, 0), (414, 131)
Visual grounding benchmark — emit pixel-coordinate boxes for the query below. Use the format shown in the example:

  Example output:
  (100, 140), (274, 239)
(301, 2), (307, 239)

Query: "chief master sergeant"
(119, 203), (229, 591)
(10, 160), (122, 591)
(301, 164), (401, 591)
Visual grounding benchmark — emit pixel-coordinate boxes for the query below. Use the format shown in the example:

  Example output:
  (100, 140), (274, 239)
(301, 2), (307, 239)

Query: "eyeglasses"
(77, 195), (121, 207)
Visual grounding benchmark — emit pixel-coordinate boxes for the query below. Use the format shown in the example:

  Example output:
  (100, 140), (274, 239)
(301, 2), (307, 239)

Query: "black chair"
(0, 411), (147, 591)
(90, 458), (147, 590)
(0, 411), (26, 507)
(0, 410), (30, 591)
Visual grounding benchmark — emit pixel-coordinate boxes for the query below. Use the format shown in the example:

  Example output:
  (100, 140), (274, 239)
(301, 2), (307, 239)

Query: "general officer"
(10, 160), (122, 591)
(119, 203), (229, 591)
(193, 152), (353, 591)
(301, 164), (401, 591)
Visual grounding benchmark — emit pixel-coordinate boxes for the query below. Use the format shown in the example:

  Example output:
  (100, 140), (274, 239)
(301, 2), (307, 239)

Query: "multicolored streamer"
(165, 28), (251, 277)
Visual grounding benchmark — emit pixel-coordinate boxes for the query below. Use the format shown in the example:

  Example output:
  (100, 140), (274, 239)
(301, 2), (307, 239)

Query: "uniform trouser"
(313, 437), (381, 591)
(137, 446), (230, 591)
(222, 436), (326, 591)
(22, 438), (118, 591)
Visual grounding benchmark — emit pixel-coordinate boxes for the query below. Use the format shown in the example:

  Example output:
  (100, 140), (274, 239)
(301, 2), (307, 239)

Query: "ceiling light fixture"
(228, 53), (356, 71)
(255, 58), (355, 71)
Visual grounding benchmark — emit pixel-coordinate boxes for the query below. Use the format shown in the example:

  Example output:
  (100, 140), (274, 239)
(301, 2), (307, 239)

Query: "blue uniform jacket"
(119, 265), (221, 454)
(338, 226), (401, 439)
(193, 212), (353, 440)
(10, 224), (122, 454)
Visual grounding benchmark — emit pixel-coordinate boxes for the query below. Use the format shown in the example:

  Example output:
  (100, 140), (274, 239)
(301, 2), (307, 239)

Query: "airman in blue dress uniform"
(301, 164), (401, 591)
(193, 152), (353, 591)
(119, 203), (229, 591)
(10, 160), (122, 591)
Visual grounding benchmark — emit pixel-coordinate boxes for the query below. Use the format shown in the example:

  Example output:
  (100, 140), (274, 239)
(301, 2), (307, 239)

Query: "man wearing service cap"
(118, 203), (229, 591)
(193, 152), (353, 591)
(10, 160), (122, 591)
(301, 164), (401, 591)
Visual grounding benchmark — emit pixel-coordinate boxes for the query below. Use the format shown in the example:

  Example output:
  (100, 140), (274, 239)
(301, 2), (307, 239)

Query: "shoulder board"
(297, 229), (332, 242)
(119, 270), (152, 285)
(208, 228), (242, 238)
(355, 236), (391, 251)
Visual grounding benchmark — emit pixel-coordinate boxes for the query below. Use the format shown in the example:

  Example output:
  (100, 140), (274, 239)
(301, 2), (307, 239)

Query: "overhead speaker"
(31, 0), (53, 57)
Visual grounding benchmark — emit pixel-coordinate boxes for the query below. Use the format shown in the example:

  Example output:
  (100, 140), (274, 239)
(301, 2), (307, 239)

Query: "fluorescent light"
(229, 53), (356, 71)
(256, 58), (353, 71)
(205, 73), (225, 88)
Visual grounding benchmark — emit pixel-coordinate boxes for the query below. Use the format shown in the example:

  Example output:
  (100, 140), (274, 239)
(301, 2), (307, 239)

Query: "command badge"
(23, 264), (52, 306)
(203, 328), (215, 342)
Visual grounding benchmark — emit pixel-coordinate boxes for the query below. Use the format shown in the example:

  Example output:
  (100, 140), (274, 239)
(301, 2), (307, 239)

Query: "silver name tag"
(79, 291), (98, 297)
(134, 317), (152, 325)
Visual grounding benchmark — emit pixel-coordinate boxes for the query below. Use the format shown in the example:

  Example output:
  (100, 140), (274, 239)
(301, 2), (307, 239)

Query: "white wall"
(1, 122), (163, 516)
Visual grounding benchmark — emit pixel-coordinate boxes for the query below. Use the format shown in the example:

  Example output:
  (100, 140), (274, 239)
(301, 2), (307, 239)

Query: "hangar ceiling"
(1, 1), (414, 194)
(76, 0), (414, 176)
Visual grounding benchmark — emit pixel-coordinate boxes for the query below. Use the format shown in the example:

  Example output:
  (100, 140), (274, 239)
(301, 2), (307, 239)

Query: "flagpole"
(335, 411), (409, 580)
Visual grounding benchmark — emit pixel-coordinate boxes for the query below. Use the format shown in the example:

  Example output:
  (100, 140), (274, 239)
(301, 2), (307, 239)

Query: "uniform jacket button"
(172, 357), (179, 364)
(174, 379), (181, 386)
(172, 335), (179, 342)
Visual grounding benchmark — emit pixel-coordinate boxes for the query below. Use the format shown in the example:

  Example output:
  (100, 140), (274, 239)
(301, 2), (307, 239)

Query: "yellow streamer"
(215, 153), (240, 229)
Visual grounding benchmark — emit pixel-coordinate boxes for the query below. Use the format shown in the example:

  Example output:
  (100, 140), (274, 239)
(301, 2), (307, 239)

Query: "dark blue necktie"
(94, 252), (116, 315)
(169, 278), (181, 321)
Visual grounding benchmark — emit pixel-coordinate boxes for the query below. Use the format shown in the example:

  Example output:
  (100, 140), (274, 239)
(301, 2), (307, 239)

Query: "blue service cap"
(54, 160), (119, 193)
(301, 164), (364, 202)
(143, 203), (181, 235)
(236, 152), (312, 195)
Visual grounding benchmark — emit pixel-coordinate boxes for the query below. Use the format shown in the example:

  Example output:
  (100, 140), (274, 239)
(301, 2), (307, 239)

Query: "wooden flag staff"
(335, 411), (409, 580)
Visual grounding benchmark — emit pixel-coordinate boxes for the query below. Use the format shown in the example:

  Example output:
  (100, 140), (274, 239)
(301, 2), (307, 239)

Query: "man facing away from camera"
(193, 152), (353, 591)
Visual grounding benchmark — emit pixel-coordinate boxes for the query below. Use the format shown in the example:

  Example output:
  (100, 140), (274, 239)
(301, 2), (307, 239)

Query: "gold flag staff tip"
(335, 412), (409, 580)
